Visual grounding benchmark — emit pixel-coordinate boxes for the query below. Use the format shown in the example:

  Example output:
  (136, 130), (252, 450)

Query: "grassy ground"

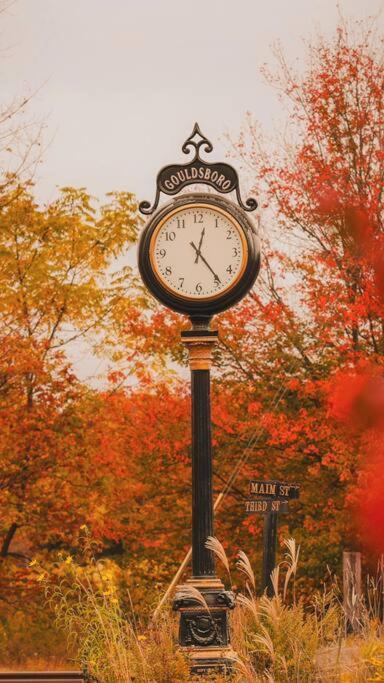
(3, 536), (383, 681)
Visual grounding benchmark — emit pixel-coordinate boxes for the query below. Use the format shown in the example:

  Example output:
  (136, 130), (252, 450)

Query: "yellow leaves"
(0, 183), (141, 349)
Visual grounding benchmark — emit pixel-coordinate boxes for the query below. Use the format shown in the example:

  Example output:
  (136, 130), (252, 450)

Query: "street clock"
(137, 124), (261, 676)
(138, 124), (260, 323)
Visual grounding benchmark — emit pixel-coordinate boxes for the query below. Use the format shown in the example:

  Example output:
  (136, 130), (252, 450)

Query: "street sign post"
(246, 480), (300, 596)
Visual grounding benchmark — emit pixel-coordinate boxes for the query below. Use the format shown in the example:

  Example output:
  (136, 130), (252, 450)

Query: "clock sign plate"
(139, 123), (258, 215)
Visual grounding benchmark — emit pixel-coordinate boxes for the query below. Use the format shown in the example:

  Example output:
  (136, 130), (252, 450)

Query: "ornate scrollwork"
(236, 190), (258, 212)
(216, 591), (236, 609)
(139, 123), (258, 215)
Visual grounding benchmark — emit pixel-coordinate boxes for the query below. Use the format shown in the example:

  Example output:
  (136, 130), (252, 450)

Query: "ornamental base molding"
(173, 577), (236, 673)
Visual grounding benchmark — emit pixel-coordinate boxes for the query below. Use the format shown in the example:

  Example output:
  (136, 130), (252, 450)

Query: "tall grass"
(29, 531), (384, 682)
(31, 531), (189, 682)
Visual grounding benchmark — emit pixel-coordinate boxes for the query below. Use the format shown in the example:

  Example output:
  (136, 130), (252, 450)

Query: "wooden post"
(343, 551), (362, 632)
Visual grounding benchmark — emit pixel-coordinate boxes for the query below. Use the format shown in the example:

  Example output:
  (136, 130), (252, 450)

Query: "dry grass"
(14, 534), (384, 682)
(29, 532), (190, 683)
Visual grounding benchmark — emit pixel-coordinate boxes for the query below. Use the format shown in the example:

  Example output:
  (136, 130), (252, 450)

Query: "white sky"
(1, 0), (383, 382)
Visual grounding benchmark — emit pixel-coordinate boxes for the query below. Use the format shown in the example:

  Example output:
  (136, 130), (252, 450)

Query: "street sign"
(249, 480), (300, 500)
(245, 499), (288, 514)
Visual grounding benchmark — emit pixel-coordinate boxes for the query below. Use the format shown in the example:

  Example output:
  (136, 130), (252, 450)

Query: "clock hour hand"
(190, 241), (221, 283)
(194, 227), (205, 263)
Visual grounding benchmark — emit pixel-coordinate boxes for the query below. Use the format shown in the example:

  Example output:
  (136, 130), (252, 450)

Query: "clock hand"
(190, 241), (221, 283)
(194, 227), (205, 263)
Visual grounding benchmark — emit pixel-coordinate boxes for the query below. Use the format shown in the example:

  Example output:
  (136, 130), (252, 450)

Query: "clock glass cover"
(150, 203), (247, 300)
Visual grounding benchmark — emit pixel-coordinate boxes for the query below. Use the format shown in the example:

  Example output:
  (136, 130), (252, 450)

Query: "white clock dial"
(150, 204), (247, 300)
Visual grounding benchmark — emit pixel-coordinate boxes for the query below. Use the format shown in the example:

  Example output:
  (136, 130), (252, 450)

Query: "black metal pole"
(173, 327), (236, 675)
(191, 367), (215, 577)
(262, 512), (278, 597)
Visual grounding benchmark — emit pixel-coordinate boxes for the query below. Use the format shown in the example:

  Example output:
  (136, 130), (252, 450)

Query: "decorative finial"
(181, 123), (213, 159)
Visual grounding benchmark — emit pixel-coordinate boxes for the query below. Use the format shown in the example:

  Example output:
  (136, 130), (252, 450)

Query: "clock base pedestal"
(173, 577), (236, 676)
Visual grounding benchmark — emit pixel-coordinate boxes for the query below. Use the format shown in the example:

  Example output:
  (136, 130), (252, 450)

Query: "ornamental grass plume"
(282, 538), (300, 602)
(236, 550), (256, 591)
(205, 536), (231, 581)
(210, 534), (342, 682)
(174, 583), (210, 611)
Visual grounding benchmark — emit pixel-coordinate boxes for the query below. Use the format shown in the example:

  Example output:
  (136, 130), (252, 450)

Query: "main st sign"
(138, 124), (261, 675)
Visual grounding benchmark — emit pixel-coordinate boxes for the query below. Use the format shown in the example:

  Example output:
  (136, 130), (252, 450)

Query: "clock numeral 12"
(193, 213), (203, 224)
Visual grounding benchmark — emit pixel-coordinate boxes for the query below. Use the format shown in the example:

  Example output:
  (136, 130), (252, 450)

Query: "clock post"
(181, 327), (218, 581)
(138, 124), (261, 675)
(176, 325), (238, 674)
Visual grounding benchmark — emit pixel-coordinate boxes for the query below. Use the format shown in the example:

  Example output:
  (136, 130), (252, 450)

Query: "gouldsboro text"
(161, 165), (233, 192)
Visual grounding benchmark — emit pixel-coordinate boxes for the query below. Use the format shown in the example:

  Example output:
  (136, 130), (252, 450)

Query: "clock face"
(149, 203), (248, 300)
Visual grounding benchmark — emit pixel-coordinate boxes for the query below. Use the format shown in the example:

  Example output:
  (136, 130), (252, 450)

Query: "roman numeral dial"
(150, 204), (247, 300)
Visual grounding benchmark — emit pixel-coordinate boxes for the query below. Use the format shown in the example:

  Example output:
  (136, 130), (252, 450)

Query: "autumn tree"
(0, 186), (140, 603)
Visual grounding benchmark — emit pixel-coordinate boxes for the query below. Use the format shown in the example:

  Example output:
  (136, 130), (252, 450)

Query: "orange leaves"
(353, 447), (384, 553)
(247, 401), (262, 416)
(212, 402), (236, 435)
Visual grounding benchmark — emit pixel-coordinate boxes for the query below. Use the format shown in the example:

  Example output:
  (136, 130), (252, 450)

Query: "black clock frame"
(138, 192), (260, 325)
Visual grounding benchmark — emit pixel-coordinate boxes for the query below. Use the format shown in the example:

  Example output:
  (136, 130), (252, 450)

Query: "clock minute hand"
(190, 241), (221, 283)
